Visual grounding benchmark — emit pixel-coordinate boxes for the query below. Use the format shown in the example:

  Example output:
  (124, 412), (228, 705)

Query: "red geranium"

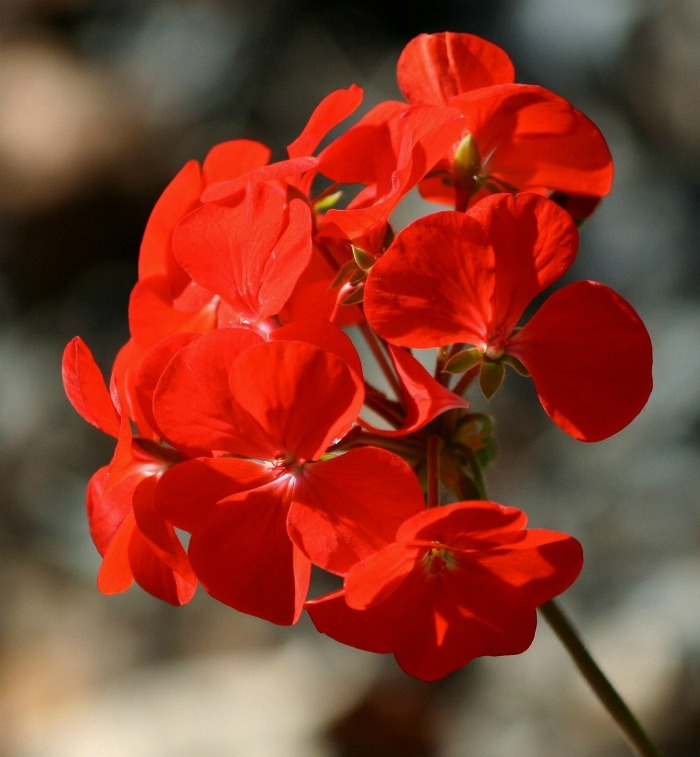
(62, 337), (196, 605)
(307, 500), (583, 680)
(364, 192), (653, 441)
(152, 328), (424, 624)
(396, 32), (613, 215)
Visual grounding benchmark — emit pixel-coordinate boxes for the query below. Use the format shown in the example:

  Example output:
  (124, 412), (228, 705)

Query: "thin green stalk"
(363, 382), (404, 428)
(540, 600), (664, 757)
(426, 435), (441, 507)
(452, 364), (481, 398)
(359, 322), (403, 400)
(461, 446), (488, 500)
(468, 452), (664, 757)
(338, 430), (425, 463)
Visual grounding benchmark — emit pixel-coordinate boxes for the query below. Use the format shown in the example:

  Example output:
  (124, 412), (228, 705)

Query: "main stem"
(539, 600), (664, 757)
(469, 459), (663, 756)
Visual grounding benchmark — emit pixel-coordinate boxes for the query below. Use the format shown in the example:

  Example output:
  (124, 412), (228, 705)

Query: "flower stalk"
(540, 599), (664, 757)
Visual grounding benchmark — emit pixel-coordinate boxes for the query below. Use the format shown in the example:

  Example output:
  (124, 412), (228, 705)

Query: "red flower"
(152, 329), (424, 623)
(396, 32), (613, 212)
(61, 337), (196, 605)
(171, 181), (313, 334)
(317, 101), (465, 254)
(306, 500), (583, 680)
(130, 140), (274, 354)
(364, 192), (653, 441)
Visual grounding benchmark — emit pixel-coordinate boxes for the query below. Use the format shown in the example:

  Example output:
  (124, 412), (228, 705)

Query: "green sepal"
(313, 190), (343, 212)
(443, 347), (484, 375)
(339, 284), (365, 305)
(352, 245), (375, 273)
(330, 259), (358, 289)
(349, 267), (367, 286)
(479, 360), (506, 400)
(502, 354), (530, 377)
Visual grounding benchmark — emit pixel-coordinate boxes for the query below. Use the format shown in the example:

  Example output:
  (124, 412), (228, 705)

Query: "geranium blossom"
(62, 337), (196, 605)
(395, 32), (613, 214)
(364, 192), (653, 441)
(152, 329), (424, 623)
(307, 500), (583, 680)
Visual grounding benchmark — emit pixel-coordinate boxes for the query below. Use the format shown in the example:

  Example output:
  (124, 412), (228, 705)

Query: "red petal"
(257, 197), (314, 320)
(450, 84), (579, 153)
(201, 139), (271, 184)
(131, 476), (196, 589)
(480, 93), (614, 197)
(320, 102), (465, 252)
(62, 337), (121, 438)
(305, 589), (395, 654)
(187, 481), (311, 624)
(364, 210), (493, 347)
(129, 276), (218, 355)
(510, 281), (653, 441)
(391, 568), (537, 680)
(417, 84), (612, 207)
(466, 193), (579, 333)
(272, 318), (364, 397)
(474, 529), (583, 605)
(97, 511), (135, 594)
(396, 500), (528, 543)
(341, 532), (538, 679)
(86, 466), (125, 556)
(397, 33), (515, 104)
(361, 345), (468, 436)
(287, 85), (363, 158)
(278, 245), (351, 324)
(200, 157), (318, 203)
(138, 140), (272, 286)
(128, 527), (197, 606)
(96, 476), (197, 606)
(288, 447), (425, 575)
(172, 185), (312, 324)
(134, 332), (201, 437)
(343, 541), (422, 608)
(155, 457), (276, 533)
(229, 340), (363, 461)
(317, 101), (405, 185)
(138, 159), (201, 280)
(152, 328), (270, 455)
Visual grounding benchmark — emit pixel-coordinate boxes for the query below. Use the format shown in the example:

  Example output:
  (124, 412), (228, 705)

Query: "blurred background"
(1, 1), (699, 755)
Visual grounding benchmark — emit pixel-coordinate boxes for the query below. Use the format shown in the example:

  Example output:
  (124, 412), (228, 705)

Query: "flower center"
(423, 542), (454, 574)
(484, 332), (508, 360)
(484, 342), (505, 360)
(272, 451), (304, 478)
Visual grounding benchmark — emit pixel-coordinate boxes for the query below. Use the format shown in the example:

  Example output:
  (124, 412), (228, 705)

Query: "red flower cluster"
(62, 32), (651, 680)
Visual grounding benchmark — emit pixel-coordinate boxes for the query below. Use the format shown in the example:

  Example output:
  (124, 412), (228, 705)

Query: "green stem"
(465, 446), (663, 757)
(435, 344), (462, 384)
(363, 382), (404, 428)
(339, 430), (425, 464)
(426, 435), (440, 507)
(452, 364), (481, 398)
(539, 600), (664, 757)
(461, 446), (488, 500)
(359, 322), (403, 400)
